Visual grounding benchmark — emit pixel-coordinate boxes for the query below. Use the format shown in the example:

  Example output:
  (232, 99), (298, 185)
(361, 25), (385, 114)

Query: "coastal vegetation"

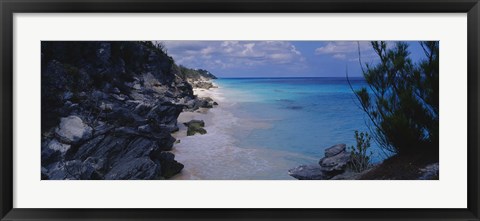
(348, 131), (372, 173)
(352, 41), (439, 179)
(352, 41), (439, 156)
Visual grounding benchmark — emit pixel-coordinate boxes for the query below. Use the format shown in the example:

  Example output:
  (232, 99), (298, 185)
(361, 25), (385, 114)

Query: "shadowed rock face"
(41, 41), (214, 180)
(288, 143), (351, 180)
(288, 164), (329, 180)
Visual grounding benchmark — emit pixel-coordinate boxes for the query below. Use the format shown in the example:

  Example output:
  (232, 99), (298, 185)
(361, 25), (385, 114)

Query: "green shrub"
(349, 130), (372, 173)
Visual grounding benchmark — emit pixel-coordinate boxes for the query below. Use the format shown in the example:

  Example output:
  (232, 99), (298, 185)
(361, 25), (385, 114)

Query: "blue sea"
(216, 77), (383, 162)
(172, 77), (385, 180)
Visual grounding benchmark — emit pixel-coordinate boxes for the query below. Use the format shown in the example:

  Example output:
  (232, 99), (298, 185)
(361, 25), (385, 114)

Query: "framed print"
(1, 0), (479, 220)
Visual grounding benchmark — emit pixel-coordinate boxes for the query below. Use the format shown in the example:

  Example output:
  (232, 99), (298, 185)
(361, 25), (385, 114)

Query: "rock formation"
(184, 120), (207, 136)
(41, 41), (216, 180)
(288, 144), (352, 180)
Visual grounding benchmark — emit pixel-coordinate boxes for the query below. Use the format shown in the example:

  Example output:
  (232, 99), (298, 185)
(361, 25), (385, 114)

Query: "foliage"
(177, 65), (217, 81)
(349, 41), (439, 155)
(140, 41), (168, 54)
(349, 130), (372, 173)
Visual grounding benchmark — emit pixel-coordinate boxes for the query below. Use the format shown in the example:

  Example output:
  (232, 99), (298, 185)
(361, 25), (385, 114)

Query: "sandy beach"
(170, 83), (317, 180)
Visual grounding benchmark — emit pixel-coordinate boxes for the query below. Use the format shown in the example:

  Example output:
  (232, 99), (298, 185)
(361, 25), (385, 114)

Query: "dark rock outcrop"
(324, 143), (346, 157)
(288, 143), (352, 180)
(184, 120), (207, 136)
(41, 41), (215, 180)
(418, 163), (439, 180)
(288, 164), (329, 180)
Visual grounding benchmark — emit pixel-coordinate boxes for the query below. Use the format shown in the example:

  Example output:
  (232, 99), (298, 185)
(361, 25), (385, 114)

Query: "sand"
(170, 84), (317, 180)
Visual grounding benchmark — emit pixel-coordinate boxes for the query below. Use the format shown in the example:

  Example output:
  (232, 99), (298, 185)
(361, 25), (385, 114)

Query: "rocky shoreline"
(288, 143), (439, 180)
(288, 144), (369, 180)
(41, 41), (217, 180)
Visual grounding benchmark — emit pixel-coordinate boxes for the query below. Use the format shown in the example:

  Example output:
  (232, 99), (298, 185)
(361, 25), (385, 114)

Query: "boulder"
(324, 144), (346, 157)
(84, 157), (108, 174)
(155, 152), (184, 178)
(46, 139), (71, 153)
(41, 143), (61, 167)
(155, 134), (177, 151)
(288, 164), (329, 180)
(184, 120), (207, 136)
(104, 157), (160, 180)
(146, 103), (183, 132)
(184, 119), (205, 127)
(418, 163), (439, 180)
(46, 160), (100, 180)
(99, 102), (113, 111)
(319, 150), (351, 172)
(288, 143), (353, 180)
(55, 116), (93, 144)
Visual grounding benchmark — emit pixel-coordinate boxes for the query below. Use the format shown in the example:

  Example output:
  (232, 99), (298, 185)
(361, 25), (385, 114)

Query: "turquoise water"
(215, 77), (384, 163)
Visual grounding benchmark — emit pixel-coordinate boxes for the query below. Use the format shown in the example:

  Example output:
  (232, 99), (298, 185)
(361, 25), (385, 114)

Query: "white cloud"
(315, 41), (374, 61)
(161, 41), (306, 70)
(314, 41), (392, 63)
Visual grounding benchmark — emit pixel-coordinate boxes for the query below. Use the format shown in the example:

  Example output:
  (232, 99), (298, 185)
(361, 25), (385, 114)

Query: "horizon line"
(216, 76), (365, 79)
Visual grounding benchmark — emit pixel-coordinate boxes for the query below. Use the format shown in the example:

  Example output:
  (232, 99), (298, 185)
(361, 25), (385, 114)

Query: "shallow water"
(172, 77), (383, 180)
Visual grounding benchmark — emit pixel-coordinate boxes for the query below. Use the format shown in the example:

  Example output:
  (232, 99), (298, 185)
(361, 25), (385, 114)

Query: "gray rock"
(41, 167), (49, 180)
(41, 142), (61, 167)
(55, 116), (93, 144)
(330, 169), (370, 180)
(133, 101), (154, 116)
(319, 151), (351, 172)
(99, 102), (113, 111)
(47, 160), (99, 180)
(63, 91), (73, 100)
(183, 119), (205, 127)
(46, 139), (71, 153)
(155, 134), (176, 151)
(184, 120), (207, 136)
(104, 157), (160, 180)
(84, 157), (107, 174)
(324, 144), (346, 157)
(155, 152), (184, 178)
(133, 83), (142, 90)
(418, 163), (439, 180)
(112, 87), (121, 94)
(111, 94), (126, 101)
(138, 124), (152, 133)
(92, 90), (108, 100)
(93, 123), (114, 137)
(288, 164), (329, 180)
(146, 103), (182, 132)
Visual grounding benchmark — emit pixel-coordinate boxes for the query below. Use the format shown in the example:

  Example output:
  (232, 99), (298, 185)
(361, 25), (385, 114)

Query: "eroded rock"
(55, 116), (93, 144)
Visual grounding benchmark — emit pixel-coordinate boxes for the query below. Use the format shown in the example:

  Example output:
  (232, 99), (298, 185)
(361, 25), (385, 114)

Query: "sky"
(161, 41), (428, 78)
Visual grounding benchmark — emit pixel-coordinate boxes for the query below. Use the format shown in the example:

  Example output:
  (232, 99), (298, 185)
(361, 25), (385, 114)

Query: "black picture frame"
(1, 0), (479, 220)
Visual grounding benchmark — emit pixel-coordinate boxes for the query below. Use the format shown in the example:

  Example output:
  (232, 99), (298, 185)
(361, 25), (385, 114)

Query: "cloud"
(160, 41), (306, 70)
(315, 41), (382, 62)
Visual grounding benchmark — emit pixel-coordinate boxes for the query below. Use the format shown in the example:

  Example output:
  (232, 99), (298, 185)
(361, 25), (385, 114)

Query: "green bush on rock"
(348, 130), (372, 173)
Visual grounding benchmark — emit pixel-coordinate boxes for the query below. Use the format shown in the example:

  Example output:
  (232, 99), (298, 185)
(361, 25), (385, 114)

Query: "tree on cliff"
(350, 41), (439, 156)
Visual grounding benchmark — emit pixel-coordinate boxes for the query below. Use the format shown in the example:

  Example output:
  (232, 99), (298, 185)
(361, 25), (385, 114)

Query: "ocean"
(172, 77), (384, 180)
